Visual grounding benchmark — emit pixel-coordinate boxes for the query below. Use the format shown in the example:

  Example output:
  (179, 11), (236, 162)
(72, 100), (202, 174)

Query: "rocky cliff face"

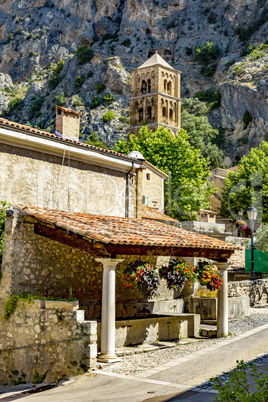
(0, 0), (267, 155)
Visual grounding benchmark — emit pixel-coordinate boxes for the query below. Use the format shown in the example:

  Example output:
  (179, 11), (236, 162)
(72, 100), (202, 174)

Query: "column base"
(97, 353), (121, 363)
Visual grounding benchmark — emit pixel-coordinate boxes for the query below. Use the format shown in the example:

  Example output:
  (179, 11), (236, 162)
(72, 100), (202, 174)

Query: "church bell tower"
(129, 52), (181, 136)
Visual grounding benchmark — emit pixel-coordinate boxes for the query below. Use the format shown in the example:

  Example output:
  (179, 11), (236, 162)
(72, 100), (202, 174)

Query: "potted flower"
(122, 260), (160, 298)
(159, 261), (196, 292)
(196, 262), (223, 291)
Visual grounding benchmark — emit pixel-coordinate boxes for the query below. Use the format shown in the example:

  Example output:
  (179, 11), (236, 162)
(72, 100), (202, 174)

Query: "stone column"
(96, 258), (124, 362)
(216, 262), (229, 337)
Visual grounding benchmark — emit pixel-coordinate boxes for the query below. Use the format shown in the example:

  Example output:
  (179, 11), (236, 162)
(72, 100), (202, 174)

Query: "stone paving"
(98, 305), (268, 376)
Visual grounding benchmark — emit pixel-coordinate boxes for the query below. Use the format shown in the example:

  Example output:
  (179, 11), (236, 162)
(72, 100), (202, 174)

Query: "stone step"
(200, 328), (217, 338)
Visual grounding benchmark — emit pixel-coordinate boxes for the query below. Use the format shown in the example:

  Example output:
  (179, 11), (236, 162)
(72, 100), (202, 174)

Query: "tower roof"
(137, 53), (175, 70)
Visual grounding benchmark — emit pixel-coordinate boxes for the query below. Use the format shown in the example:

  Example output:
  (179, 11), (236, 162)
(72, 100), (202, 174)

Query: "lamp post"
(247, 205), (257, 280)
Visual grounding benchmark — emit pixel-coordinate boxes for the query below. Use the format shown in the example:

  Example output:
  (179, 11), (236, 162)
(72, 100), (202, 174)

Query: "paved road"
(1, 323), (268, 402)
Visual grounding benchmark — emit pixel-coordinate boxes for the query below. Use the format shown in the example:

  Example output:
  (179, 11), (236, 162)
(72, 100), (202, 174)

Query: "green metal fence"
(245, 249), (268, 273)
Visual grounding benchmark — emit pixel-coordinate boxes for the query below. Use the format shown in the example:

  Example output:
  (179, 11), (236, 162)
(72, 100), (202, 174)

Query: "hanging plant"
(159, 261), (196, 291)
(196, 262), (223, 291)
(236, 220), (247, 230)
(122, 260), (160, 298)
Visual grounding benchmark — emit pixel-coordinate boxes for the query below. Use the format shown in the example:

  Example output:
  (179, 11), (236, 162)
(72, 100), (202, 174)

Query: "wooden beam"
(106, 244), (234, 260)
(34, 223), (110, 257)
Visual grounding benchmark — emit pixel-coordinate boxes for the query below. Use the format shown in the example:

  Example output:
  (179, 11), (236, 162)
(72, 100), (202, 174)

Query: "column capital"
(215, 262), (230, 271)
(96, 258), (124, 269)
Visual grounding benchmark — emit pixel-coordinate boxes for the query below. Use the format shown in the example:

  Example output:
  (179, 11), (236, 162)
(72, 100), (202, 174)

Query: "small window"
(142, 194), (149, 206)
(146, 172), (151, 181)
(57, 109), (62, 115)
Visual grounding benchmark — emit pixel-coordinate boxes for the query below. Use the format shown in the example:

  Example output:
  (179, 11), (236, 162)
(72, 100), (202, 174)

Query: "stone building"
(129, 52), (181, 135)
(0, 109), (167, 219)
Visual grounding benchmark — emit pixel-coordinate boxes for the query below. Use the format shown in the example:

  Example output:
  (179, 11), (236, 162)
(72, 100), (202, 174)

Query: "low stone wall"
(0, 299), (97, 385)
(228, 279), (268, 305)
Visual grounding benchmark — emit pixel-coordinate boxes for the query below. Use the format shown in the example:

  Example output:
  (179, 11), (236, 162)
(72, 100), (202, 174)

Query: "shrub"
(232, 62), (246, 76)
(102, 110), (115, 122)
(72, 96), (83, 108)
(48, 60), (65, 89)
(8, 97), (24, 113)
(248, 44), (268, 60)
(211, 360), (268, 401)
(55, 92), (65, 107)
(96, 82), (106, 94)
(75, 45), (94, 65)
(255, 224), (268, 251)
(119, 115), (130, 124)
(74, 74), (85, 88)
(102, 93), (115, 105)
(90, 96), (101, 109)
(29, 97), (44, 118)
(194, 41), (221, 64)
(87, 70), (94, 78)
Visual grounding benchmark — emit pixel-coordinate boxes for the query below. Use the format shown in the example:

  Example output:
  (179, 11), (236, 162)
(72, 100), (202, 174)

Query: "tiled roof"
(56, 105), (81, 115)
(0, 117), (138, 161)
(14, 205), (237, 254)
(142, 206), (179, 224)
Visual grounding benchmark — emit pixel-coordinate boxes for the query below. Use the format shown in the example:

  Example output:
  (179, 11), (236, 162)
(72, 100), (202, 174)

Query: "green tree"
(221, 141), (268, 221)
(181, 99), (224, 167)
(86, 132), (108, 149)
(116, 126), (215, 220)
(255, 224), (268, 251)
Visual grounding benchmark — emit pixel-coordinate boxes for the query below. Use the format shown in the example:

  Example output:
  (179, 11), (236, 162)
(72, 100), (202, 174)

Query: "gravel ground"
(98, 305), (268, 377)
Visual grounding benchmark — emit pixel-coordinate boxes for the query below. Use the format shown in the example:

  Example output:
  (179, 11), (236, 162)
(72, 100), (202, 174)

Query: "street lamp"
(247, 205), (257, 280)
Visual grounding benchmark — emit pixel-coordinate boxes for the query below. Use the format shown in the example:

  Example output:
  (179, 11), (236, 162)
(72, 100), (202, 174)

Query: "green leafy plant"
(194, 41), (221, 64)
(55, 92), (65, 107)
(243, 111), (253, 129)
(33, 371), (47, 384)
(255, 224), (268, 251)
(115, 126), (215, 221)
(102, 110), (115, 122)
(159, 261), (196, 291)
(72, 96), (83, 108)
(48, 60), (65, 89)
(3, 293), (77, 319)
(74, 74), (85, 88)
(96, 82), (106, 94)
(102, 93), (115, 105)
(29, 97), (44, 119)
(86, 132), (107, 149)
(122, 260), (160, 298)
(75, 45), (94, 65)
(211, 360), (268, 401)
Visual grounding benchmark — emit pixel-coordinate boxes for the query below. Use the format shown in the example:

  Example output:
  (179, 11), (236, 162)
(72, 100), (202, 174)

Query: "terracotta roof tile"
(142, 206), (179, 224)
(0, 117), (138, 161)
(13, 205), (238, 254)
(56, 105), (81, 116)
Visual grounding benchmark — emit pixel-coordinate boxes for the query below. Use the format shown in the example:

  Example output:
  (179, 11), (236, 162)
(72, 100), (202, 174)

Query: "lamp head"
(247, 205), (257, 221)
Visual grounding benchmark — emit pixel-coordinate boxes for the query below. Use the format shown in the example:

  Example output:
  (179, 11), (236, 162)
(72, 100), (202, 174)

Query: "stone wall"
(0, 299), (97, 385)
(0, 212), (174, 318)
(228, 279), (268, 306)
(0, 143), (136, 218)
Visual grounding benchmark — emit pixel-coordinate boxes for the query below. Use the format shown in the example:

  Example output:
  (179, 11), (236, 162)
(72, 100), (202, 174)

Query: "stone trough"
(97, 313), (200, 348)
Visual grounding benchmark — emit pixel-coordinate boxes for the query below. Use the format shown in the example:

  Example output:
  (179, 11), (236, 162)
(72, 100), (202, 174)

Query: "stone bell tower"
(129, 52), (181, 136)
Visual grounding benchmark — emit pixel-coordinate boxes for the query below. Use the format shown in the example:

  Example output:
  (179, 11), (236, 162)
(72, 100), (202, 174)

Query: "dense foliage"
(221, 142), (268, 221)
(255, 224), (268, 251)
(116, 126), (215, 220)
(211, 360), (268, 401)
(181, 98), (224, 167)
